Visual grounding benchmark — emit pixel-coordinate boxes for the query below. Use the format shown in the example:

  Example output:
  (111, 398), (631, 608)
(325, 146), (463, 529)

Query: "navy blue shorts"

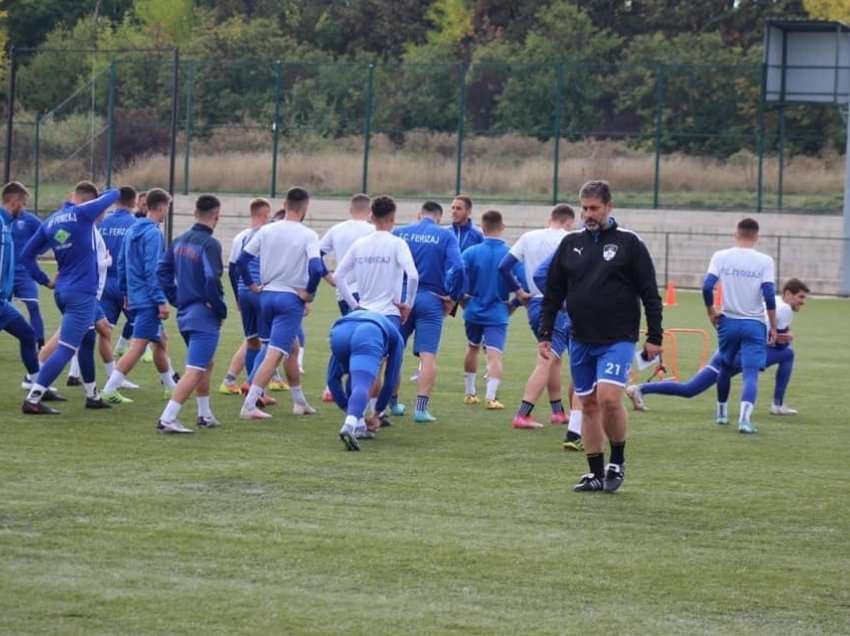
(54, 289), (98, 350)
(465, 322), (508, 352)
(180, 329), (220, 371)
(0, 300), (25, 331)
(99, 291), (127, 327)
(260, 291), (305, 357)
(238, 290), (262, 339)
(569, 340), (634, 396)
(12, 270), (39, 302)
(132, 306), (163, 343)
(400, 292), (445, 356)
(718, 316), (766, 371)
(526, 298), (569, 359)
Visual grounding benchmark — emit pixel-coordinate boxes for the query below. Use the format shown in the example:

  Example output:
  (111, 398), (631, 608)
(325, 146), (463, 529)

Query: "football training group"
(0, 178), (809, 492)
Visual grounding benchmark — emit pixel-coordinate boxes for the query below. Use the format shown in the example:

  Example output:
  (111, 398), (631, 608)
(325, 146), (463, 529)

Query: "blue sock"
(36, 345), (76, 389)
(347, 370), (375, 418)
(23, 300), (44, 344)
(248, 344), (268, 383)
(641, 367), (718, 398)
(78, 329), (97, 383)
(4, 312), (39, 374)
(416, 394), (429, 413)
(741, 366), (759, 405)
(245, 347), (260, 377)
(773, 349), (794, 405)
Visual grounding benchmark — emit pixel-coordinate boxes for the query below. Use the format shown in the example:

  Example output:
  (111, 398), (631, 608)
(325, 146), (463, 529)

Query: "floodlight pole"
(841, 107), (850, 296)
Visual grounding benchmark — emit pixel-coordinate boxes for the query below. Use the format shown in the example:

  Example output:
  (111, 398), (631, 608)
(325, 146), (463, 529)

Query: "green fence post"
(455, 63), (467, 196)
(105, 60), (116, 188)
(777, 105), (785, 211)
(653, 64), (664, 210)
(552, 63), (565, 206)
(756, 63), (767, 213)
(362, 63), (375, 194)
(183, 60), (195, 195)
(270, 60), (283, 198)
(34, 113), (41, 215)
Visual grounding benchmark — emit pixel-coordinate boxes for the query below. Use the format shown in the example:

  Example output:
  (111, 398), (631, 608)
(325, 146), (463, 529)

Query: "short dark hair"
(783, 278), (810, 295)
(118, 186), (137, 207)
(453, 195), (472, 211)
(249, 197), (271, 215)
(196, 194), (221, 217)
(2, 181), (30, 201)
(146, 188), (171, 211)
(737, 217), (759, 236)
(421, 200), (443, 216)
(286, 186), (310, 213)
(350, 193), (371, 209)
(579, 180), (612, 204)
(551, 203), (575, 222)
(481, 209), (503, 233)
(137, 190), (147, 200)
(371, 195), (396, 219)
(75, 180), (99, 201)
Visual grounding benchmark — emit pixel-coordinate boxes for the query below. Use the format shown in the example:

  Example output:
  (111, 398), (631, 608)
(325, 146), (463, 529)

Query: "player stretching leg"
(703, 218), (776, 434)
(327, 310), (405, 450)
(237, 187), (322, 420)
(460, 210), (513, 410)
(156, 196), (227, 433)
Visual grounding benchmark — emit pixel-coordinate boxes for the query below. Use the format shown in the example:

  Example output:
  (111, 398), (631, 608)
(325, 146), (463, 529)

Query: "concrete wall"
(170, 195), (846, 294)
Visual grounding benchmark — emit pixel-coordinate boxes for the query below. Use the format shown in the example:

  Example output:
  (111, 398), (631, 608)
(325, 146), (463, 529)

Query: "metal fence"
(3, 49), (847, 216)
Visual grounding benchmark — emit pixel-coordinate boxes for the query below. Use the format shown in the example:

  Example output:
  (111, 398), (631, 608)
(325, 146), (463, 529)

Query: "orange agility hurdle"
(632, 328), (711, 383)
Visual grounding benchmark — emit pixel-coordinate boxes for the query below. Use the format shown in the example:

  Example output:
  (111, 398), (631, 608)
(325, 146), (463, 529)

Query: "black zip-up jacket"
(539, 219), (663, 346)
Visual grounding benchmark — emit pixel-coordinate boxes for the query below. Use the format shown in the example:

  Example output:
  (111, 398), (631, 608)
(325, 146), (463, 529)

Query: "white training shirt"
(228, 227), (257, 264)
(508, 227), (567, 297)
(95, 228), (111, 300)
(766, 295), (793, 331)
(334, 231), (419, 317)
(707, 247), (775, 320)
(244, 220), (321, 294)
(320, 219), (375, 300)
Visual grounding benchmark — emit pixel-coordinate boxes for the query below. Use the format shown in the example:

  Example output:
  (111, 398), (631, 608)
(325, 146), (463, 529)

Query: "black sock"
(587, 453), (605, 479)
(517, 400), (534, 417)
(550, 399), (564, 415)
(565, 431), (580, 442)
(610, 440), (626, 466)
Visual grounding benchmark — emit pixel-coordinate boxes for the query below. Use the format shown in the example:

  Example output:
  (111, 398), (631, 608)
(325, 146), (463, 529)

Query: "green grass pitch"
(1, 279), (849, 635)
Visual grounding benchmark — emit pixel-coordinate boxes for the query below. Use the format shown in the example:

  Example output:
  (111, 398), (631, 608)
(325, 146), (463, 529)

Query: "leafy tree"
(3, 0), (132, 51)
(803, 0), (850, 22)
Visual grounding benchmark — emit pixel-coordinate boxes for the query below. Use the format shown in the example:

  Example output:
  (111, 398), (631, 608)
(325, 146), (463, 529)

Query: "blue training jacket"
(5, 210), (42, 274)
(450, 219), (485, 253)
(98, 207), (137, 298)
(119, 216), (167, 309)
(326, 310), (404, 414)
(462, 237), (511, 326)
(22, 189), (119, 296)
(158, 223), (227, 333)
(393, 217), (465, 300)
(0, 210), (14, 300)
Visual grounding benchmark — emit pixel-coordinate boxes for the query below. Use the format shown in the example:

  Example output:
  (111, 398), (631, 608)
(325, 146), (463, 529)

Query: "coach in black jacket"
(539, 181), (662, 494)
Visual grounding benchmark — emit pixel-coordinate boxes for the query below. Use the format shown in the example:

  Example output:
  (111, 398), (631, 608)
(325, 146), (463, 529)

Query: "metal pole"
(664, 231), (670, 287)
(4, 46), (17, 183)
(653, 64), (664, 210)
(839, 107), (850, 295)
(552, 63), (565, 206)
(167, 48), (180, 244)
(361, 63), (375, 194)
(183, 60), (195, 195)
(270, 60), (283, 198)
(455, 63), (467, 195)
(105, 61), (116, 188)
(756, 63), (767, 213)
(776, 235), (782, 285)
(777, 106), (785, 211)
(34, 114), (41, 215)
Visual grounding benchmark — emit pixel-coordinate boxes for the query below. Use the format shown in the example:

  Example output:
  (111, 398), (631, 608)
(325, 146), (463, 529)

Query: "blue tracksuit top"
(450, 219), (485, 253)
(158, 223), (227, 333)
(326, 310), (404, 413)
(0, 211), (14, 300)
(119, 217), (167, 309)
(98, 207), (137, 298)
(5, 210), (42, 274)
(393, 217), (465, 300)
(462, 237), (511, 326)
(21, 189), (120, 296)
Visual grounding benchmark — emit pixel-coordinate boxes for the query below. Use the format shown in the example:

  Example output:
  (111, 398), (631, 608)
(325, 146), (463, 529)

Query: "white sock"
(196, 396), (212, 418)
(104, 361), (115, 377)
(159, 371), (177, 390)
(568, 409), (583, 436)
(103, 370), (126, 394)
(68, 355), (81, 378)
(368, 397), (377, 414)
(244, 384), (264, 410)
(297, 347), (305, 370)
(166, 359), (175, 375)
(739, 401), (754, 423)
(485, 377), (500, 401)
(27, 383), (48, 402)
(27, 372), (38, 382)
(290, 385), (306, 405)
(161, 399), (182, 422)
(343, 414), (357, 431)
(464, 372), (476, 395)
(83, 382), (97, 398)
(717, 402), (728, 419)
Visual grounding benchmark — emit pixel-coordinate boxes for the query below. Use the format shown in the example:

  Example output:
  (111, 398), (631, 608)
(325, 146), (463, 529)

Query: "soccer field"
(1, 283), (849, 635)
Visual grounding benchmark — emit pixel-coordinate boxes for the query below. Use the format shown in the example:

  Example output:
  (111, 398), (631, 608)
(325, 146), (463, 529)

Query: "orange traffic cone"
(713, 283), (723, 309)
(663, 281), (677, 306)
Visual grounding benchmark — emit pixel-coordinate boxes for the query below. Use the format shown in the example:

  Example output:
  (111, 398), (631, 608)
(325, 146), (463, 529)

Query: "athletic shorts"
(12, 270), (39, 302)
(297, 326), (305, 348)
(0, 300), (25, 331)
(400, 292), (445, 355)
(131, 306), (164, 343)
(94, 301), (107, 324)
(718, 316), (766, 371)
(465, 322), (507, 352)
(54, 289), (98, 349)
(180, 329), (220, 371)
(99, 291), (127, 327)
(526, 298), (569, 358)
(330, 321), (384, 375)
(260, 291), (304, 357)
(569, 339), (634, 396)
(238, 290), (262, 339)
